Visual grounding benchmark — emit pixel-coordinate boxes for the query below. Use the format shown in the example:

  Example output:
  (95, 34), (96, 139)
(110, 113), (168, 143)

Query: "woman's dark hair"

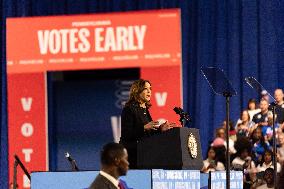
(250, 126), (266, 144)
(125, 79), (152, 108)
(205, 146), (216, 159)
(234, 136), (252, 156)
(261, 149), (274, 165)
(240, 109), (250, 122)
(247, 98), (258, 110)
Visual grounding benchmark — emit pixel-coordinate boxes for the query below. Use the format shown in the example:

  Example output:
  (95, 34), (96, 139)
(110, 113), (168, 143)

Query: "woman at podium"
(119, 79), (174, 169)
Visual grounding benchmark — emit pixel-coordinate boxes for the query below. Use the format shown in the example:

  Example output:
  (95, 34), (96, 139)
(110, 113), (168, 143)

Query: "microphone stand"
(13, 155), (31, 189)
(223, 92), (232, 189)
(13, 159), (18, 189)
(65, 152), (79, 171)
(271, 104), (277, 188)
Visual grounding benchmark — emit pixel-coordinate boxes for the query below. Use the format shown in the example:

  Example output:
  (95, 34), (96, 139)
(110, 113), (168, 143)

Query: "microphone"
(173, 107), (191, 122)
(65, 152), (79, 171)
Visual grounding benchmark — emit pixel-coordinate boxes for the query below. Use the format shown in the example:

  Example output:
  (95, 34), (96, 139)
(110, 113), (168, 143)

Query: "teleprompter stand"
(201, 67), (237, 189)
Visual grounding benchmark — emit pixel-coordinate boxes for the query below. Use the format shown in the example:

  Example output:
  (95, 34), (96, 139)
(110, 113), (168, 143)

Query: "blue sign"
(152, 169), (200, 189)
(31, 170), (151, 189)
(210, 171), (243, 189)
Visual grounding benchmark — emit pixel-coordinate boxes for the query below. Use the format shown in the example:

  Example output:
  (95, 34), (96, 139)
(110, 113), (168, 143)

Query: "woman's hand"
(160, 121), (175, 132)
(144, 121), (160, 131)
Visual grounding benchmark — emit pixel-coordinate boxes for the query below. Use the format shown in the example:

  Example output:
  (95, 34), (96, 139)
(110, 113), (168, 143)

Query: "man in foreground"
(89, 142), (129, 189)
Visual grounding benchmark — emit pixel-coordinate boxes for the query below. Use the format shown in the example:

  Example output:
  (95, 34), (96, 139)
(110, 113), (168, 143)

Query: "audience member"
(261, 90), (270, 103)
(250, 127), (271, 166)
(251, 99), (270, 132)
(274, 89), (284, 131)
(212, 127), (236, 154)
(256, 150), (281, 173)
(232, 137), (255, 171)
(277, 164), (284, 189)
(235, 110), (255, 137)
(201, 146), (225, 173)
(277, 132), (284, 165)
(256, 168), (275, 189)
(247, 98), (261, 122)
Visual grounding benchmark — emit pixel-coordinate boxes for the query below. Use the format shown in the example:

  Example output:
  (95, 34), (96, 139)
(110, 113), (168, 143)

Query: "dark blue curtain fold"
(2, 0), (284, 188)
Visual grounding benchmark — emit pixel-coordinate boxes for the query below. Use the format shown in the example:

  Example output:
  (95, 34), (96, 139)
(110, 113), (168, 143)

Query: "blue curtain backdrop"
(2, 0), (284, 188)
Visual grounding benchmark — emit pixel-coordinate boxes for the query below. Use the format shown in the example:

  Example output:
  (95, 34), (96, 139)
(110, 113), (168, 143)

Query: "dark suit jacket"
(89, 174), (118, 189)
(119, 102), (155, 168)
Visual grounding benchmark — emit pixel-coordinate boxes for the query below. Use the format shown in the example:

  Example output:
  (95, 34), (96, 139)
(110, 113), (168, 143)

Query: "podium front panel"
(137, 127), (203, 169)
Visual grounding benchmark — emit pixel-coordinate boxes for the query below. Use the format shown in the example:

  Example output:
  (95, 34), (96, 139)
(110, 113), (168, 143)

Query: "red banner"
(7, 9), (181, 73)
(8, 73), (48, 188)
(141, 66), (182, 125)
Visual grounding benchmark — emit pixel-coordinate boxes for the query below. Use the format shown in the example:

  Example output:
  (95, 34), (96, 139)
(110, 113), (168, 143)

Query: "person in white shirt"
(256, 150), (281, 173)
(201, 146), (225, 173)
(247, 98), (261, 122)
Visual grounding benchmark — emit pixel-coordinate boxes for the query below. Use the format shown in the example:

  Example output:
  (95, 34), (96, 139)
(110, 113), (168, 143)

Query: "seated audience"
(247, 98), (261, 122)
(251, 99), (270, 131)
(277, 132), (284, 165)
(201, 146), (225, 173)
(235, 110), (255, 137)
(213, 127), (236, 154)
(250, 127), (271, 166)
(256, 149), (281, 173)
(274, 89), (284, 132)
(256, 168), (275, 189)
(232, 137), (255, 171)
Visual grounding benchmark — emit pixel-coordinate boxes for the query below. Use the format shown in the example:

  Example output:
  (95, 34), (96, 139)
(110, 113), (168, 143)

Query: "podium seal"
(187, 133), (198, 158)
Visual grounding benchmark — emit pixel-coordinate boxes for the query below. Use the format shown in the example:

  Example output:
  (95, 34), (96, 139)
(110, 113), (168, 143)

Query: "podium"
(137, 127), (203, 170)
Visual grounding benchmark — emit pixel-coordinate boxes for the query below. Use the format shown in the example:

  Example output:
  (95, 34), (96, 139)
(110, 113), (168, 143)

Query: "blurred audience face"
(264, 151), (272, 164)
(217, 128), (225, 139)
(264, 168), (274, 186)
(248, 101), (257, 110)
(208, 147), (216, 160)
(240, 149), (249, 160)
(253, 128), (262, 141)
(274, 89), (284, 103)
(259, 99), (269, 113)
(241, 110), (249, 122)
(278, 133), (284, 146)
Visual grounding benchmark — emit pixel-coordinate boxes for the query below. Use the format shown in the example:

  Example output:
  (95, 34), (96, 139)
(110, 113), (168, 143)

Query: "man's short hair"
(101, 142), (125, 166)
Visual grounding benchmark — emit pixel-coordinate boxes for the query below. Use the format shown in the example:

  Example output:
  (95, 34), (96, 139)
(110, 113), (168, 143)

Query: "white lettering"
(104, 27), (116, 51)
(59, 29), (69, 53)
(116, 27), (128, 51)
(21, 123), (33, 137)
(78, 28), (90, 53)
(135, 25), (147, 50)
(94, 25), (147, 52)
(111, 116), (121, 143)
(21, 97), (32, 111)
(49, 30), (61, 54)
(22, 148), (33, 162)
(37, 28), (91, 54)
(37, 30), (49, 54)
(23, 174), (31, 188)
(69, 28), (79, 53)
(155, 92), (168, 107)
(95, 28), (104, 52)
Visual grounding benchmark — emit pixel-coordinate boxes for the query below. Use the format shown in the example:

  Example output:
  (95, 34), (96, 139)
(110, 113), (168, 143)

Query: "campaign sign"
(210, 171), (243, 189)
(31, 170), (151, 189)
(152, 169), (200, 189)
